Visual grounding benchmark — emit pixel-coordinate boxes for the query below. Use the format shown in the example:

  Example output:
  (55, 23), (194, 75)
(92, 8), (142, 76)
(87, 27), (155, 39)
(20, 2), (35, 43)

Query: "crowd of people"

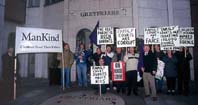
(59, 42), (192, 101)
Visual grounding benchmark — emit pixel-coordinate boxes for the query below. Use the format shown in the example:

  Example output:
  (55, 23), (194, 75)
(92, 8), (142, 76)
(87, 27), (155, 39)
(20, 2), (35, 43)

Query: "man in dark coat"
(141, 45), (158, 101)
(1, 48), (15, 102)
(175, 47), (192, 96)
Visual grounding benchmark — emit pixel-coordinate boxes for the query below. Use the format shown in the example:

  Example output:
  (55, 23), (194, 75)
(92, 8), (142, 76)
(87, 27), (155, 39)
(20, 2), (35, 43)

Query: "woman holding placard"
(154, 45), (165, 93)
(112, 47), (125, 93)
(75, 43), (92, 87)
(162, 50), (177, 95)
(101, 45), (114, 90)
(124, 47), (139, 96)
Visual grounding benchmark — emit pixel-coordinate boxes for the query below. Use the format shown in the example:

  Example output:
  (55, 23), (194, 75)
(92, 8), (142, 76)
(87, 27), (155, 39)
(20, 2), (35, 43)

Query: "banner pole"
(62, 52), (65, 91)
(151, 45), (154, 53)
(99, 84), (101, 96)
(185, 47), (187, 58)
(126, 47), (128, 55)
(14, 55), (17, 100)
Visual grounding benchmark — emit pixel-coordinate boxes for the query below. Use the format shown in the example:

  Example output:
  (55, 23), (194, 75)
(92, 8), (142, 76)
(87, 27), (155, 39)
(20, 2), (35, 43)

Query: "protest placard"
(159, 26), (179, 50)
(111, 61), (125, 81)
(155, 60), (165, 80)
(144, 28), (160, 45)
(97, 27), (114, 45)
(91, 66), (109, 84)
(178, 27), (194, 47)
(116, 28), (136, 47)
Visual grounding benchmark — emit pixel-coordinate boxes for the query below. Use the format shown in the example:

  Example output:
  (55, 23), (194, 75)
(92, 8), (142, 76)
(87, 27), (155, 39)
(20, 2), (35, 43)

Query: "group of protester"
(59, 42), (192, 101)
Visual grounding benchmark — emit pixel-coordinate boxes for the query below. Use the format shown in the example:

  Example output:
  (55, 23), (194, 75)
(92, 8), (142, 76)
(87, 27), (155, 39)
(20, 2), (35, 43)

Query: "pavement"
(1, 78), (198, 105)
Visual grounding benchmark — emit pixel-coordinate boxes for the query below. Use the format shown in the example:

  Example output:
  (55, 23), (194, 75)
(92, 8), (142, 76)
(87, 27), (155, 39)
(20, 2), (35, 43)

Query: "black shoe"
(167, 90), (171, 95)
(117, 90), (120, 93)
(133, 91), (138, 96)
(157, 90), (162, 93)
(122, 89), (126, 94)
(171, 90), (175, 96)
(127, 92), (131, 96)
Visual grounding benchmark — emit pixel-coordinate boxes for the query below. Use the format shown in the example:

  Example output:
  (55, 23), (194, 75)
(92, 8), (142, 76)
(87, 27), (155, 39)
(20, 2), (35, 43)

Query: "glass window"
(28, 0), (40, 8)
(45, 0), (64, 6)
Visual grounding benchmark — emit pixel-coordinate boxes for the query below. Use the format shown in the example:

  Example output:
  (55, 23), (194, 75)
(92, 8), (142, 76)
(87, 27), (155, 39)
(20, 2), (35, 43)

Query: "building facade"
(0, 0), (195, 80)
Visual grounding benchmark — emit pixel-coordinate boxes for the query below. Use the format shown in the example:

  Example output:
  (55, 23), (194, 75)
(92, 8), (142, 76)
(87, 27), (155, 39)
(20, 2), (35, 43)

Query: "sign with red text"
(111, 61), (125, 82)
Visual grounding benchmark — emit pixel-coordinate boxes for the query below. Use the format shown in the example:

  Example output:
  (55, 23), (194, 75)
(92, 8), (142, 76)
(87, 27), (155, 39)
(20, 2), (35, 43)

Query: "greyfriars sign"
(80, 9), (126, 17)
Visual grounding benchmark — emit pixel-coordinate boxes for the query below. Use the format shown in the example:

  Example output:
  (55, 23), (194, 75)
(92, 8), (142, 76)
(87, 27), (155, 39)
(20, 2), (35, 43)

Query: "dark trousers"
(178, 77), (189, 95)
(95, 84), (106, 94)
(166, 77), (176, 91)
(116, 82), (126, 93)
(126, 70), (137, 94)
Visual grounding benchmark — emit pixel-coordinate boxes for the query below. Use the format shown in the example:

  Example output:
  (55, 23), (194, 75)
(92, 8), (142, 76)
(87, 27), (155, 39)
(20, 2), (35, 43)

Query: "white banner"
(97, 27), (114, 45)
(177, 27), (194, 47)
(15, 27), (63, 55)
(116, 28), (136, 47)
(159, 26), (179, 50)
(144, 28), (160, 45)
(91, 66), (109, 84)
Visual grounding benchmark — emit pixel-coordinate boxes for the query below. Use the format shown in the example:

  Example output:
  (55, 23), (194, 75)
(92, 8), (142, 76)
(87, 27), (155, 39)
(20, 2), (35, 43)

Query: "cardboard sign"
(155, 60), (165, 80)
(15, 27), (63, 55)
(178, 27), (194, 47)
(144, 28), (160, 44)
(159, 26), (179, 50)
(97, 27), (114, 45)
(116, 28), (136, 47)
(111, 62), (125, 82)
(91, 66), (109, 84)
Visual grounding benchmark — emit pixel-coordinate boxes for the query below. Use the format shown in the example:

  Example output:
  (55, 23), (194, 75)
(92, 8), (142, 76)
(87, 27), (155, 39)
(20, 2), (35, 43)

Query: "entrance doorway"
(76, 29), (91, 49)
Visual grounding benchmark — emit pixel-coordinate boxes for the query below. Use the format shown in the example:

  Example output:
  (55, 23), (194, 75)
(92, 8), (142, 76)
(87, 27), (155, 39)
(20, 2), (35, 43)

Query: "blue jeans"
(155, 78), (163, 92)
(62, 68), (70, 88)
(77, 63), (87, 87)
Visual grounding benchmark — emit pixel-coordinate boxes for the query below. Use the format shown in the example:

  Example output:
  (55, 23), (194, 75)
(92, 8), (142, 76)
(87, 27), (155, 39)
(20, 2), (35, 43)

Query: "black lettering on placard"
(145, 38), (159, 44)
(114, 69), (122, 73)
(21, 32), (60, 41)
(114, 74), (122, 80)
(115, 62), (121, 68)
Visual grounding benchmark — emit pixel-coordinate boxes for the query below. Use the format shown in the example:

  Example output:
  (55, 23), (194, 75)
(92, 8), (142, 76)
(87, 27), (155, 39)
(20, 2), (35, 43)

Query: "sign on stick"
(111, 61), (125, 81)
(91, 66), (109, 84)
(97, 27), (114, 45)
(144, 28), (160, 45)
(15, 27), (63, 55)
(116, 28), (136, 47)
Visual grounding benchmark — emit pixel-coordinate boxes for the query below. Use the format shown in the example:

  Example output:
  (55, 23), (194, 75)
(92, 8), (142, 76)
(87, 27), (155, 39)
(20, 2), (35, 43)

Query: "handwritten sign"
(116, 28), (136, 47)
(159, 26), (179, 50)
(91, 66), (109, 84)
(178, 27), (194, 47)
(111, 62), (125, 81)
(97, 27), (114, 45)
(144, 28), (160, 44)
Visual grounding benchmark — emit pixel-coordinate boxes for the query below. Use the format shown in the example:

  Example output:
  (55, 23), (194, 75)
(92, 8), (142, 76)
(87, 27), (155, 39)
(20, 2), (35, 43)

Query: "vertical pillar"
(167, 0), (174, 25)
(132, 0), (139, 36)
(35, 54), (48, 78)
(0, 0), (5, 79)
(18, 54), (28, 77)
